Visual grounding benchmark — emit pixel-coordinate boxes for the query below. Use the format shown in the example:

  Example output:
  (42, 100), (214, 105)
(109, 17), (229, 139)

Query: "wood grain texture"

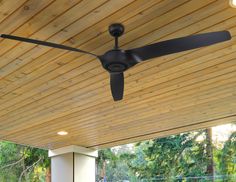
(0, 0), (236, 149)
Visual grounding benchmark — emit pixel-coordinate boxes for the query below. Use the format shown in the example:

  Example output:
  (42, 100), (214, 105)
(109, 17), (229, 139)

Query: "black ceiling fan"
(1, 23), (231, 101)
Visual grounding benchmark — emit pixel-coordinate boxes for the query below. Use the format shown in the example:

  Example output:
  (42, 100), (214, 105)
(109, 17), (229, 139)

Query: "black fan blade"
(110, 72), (124, 101)
(126, 31), (231, 61)
(0, 34), (97, 57)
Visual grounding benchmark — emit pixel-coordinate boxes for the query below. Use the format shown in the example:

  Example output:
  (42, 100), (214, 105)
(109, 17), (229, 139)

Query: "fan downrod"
(109, 23), (124, 49)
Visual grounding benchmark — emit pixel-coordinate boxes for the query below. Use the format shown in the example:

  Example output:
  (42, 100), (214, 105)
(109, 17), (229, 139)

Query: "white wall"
(51, 153), (74, 182)
(51, 152), (96, 182)
(74, 153), (96, 182)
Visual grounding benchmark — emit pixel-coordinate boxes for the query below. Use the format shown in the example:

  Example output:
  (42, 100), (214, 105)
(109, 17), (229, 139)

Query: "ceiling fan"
(1, 24), (231, 101)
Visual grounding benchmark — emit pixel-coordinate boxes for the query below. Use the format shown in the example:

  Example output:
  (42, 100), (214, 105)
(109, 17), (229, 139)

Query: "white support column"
(49, 145), (98, 182)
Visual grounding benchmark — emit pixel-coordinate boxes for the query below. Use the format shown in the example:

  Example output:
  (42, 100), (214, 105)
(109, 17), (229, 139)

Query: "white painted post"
(49, 145), (98, 182)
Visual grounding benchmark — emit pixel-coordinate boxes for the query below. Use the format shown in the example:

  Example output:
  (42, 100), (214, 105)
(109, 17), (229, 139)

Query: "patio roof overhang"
(0, 0), (236, 149)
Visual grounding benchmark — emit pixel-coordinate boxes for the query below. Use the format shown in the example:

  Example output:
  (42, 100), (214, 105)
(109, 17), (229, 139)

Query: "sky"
(195, 123), (236, 148)
(212, 123), (236, 144)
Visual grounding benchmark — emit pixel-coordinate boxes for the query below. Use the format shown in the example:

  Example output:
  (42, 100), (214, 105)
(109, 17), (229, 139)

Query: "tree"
(205, 128), (214, 181)
(216, 131), (236, 181)
(127, 130), (211, 181)
(96, 148), (137, 181)
(0, 141), (50, 182)
(96, 126), (236, 181)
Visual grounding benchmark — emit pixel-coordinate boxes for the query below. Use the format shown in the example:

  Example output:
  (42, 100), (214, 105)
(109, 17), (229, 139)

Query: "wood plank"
(0, 0), (28, 23)
(10, 76), (236, 143)
(0, 0), (182, 94)
(3, 58), (236, 136)
(1, 43), (234, 139)
(91, 115), (236, 149)
(0, 0), (82, 64)
(0, 0), (192, 112)
(0, 0), (109, 71)
(0, 9), (234, 131)
(52, 96), (236, 147)
(6, 95), (236, 148)
(0, 0), (225, 115)
(0, 0), (54, 41)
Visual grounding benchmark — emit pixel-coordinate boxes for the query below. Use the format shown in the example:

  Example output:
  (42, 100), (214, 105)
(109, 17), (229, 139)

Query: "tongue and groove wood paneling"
(0, 0), (236, 149)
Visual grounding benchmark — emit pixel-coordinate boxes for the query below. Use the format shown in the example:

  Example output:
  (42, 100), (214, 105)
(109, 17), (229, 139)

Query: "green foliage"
(127, 131), (210, 181)
(0, 141), (50, 182)
(97, 128), (236, 181)
(96, 148), (137, 181)
(217, 131), (236, 176)
(0, 141), (23, 181)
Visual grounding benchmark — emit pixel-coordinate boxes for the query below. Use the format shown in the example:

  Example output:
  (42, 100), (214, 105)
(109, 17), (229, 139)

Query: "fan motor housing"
(99, 50), (138, 73)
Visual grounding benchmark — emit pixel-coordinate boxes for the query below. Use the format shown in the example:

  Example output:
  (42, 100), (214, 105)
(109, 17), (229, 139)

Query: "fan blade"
(110, 72), (124, 101)
(126, 31), (231, 61)
(0, 34), (97, 57)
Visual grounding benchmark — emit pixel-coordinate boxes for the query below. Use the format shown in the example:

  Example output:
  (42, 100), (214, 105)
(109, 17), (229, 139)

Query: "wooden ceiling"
(0, 0), (236, 149)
